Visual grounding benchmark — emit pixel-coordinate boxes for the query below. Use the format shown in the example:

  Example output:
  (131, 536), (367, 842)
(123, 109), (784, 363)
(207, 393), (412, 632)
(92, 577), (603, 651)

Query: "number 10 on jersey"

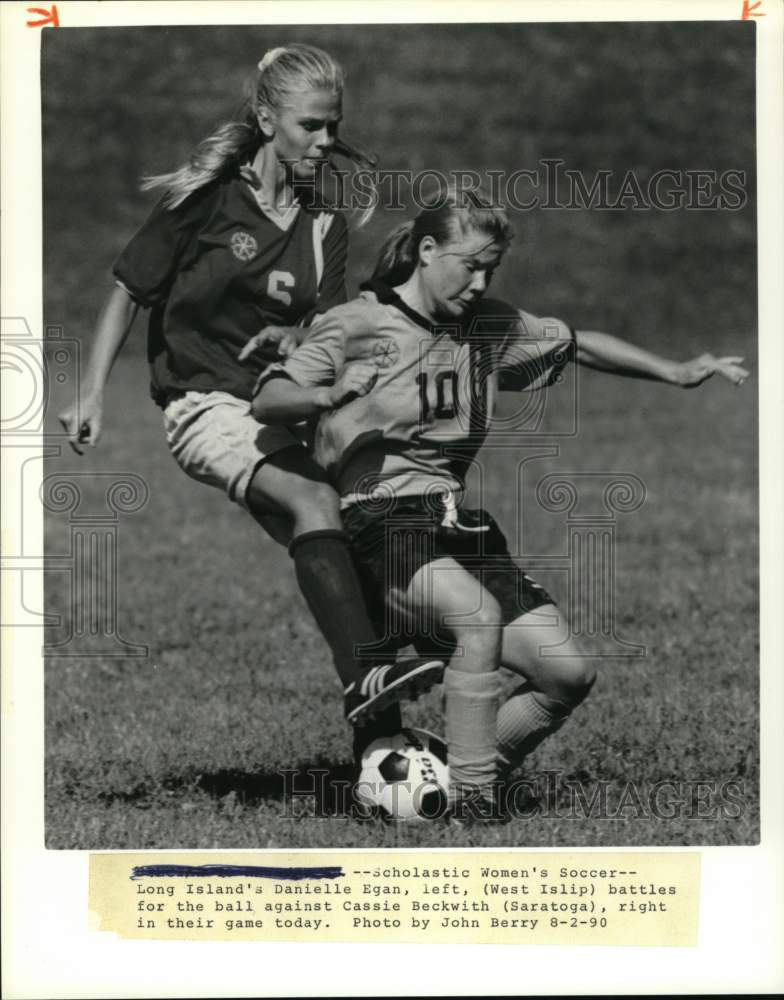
(416, 371), (459, 423)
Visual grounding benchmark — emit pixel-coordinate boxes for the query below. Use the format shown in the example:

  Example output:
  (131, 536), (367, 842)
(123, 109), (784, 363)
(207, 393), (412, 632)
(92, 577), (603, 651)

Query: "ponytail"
(372, 221), (417, 284)
(141, 120), (258, 209)
(333, 136), (377, 172)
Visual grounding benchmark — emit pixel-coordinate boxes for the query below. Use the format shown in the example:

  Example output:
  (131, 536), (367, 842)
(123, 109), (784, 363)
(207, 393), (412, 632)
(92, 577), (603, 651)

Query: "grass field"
(42, 21), (758, 848)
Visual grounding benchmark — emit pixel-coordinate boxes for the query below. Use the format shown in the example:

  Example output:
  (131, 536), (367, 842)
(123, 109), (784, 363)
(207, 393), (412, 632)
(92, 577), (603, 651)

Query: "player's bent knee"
(287, 480), (340, 517)
(248, 476), (340, 523)
(447, 598), (504, 670)
(551, 660), (596, 706)
(459, 593), (504, 630)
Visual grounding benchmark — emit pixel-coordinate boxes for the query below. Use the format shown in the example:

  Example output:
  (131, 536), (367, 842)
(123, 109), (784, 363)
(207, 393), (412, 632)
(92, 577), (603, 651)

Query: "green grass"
(42, 22), (758, 848)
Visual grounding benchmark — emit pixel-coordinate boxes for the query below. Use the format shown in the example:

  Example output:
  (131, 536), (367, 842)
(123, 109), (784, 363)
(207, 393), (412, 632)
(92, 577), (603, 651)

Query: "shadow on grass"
(196, 761), (359, 817)
(88, 759), (360, 816)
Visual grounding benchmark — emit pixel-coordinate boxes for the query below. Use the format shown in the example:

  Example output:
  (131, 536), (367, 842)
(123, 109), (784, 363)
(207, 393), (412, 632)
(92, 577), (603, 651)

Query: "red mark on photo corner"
(26, 5), (59, 28)
(741, 0), (765, 17)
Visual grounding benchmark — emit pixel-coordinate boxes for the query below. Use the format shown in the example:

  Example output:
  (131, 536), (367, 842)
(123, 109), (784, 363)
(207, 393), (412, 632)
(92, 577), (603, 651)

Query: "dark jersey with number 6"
(260, 279), (575, 503)
(113, 171), (348, 405)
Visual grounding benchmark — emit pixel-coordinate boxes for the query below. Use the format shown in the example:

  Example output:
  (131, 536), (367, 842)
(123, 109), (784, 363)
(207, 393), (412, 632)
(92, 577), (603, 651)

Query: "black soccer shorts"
(342, 495), (555, 655)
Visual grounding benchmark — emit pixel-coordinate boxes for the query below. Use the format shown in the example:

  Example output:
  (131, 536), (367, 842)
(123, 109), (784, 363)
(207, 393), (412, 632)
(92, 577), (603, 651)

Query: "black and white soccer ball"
(355, 728), (449, 821)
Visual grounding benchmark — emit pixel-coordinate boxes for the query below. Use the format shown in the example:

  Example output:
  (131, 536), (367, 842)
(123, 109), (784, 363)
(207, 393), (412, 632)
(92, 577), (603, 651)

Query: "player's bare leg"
(404, 559), (505, 820)
(496, 605), (596, 778)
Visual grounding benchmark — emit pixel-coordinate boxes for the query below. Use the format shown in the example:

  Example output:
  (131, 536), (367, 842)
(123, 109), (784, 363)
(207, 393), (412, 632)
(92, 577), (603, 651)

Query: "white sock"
(444, 668), (500, 801)
(497, 687), (572, 775)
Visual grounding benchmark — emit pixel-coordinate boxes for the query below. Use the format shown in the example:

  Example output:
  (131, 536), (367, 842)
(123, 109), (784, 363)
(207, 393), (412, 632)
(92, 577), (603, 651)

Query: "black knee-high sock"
(289, 529), (380, 689)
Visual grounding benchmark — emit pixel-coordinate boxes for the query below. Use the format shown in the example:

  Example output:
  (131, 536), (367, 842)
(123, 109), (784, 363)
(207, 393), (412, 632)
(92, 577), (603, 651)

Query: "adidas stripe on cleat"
(344, 656), (445, 725)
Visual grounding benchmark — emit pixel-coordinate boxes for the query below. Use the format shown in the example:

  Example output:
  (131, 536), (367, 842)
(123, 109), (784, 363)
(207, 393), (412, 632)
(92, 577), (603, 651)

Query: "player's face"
(419, 229), (506, 319)
(270, 89), (342, 179)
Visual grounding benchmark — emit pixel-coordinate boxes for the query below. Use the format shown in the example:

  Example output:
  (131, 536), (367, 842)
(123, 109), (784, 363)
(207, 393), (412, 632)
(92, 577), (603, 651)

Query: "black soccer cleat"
(446, 785), (510, 827)
(344, 656), (445, 725)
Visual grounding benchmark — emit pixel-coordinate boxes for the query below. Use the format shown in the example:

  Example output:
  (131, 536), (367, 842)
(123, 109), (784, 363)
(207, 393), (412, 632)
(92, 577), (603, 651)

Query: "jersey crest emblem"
(230, 231), (258, 262)
(372, 338), (400, 369)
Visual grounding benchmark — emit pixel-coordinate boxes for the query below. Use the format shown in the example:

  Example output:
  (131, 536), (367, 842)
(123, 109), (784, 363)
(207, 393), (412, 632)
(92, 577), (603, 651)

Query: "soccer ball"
(355, 728), (449, 821)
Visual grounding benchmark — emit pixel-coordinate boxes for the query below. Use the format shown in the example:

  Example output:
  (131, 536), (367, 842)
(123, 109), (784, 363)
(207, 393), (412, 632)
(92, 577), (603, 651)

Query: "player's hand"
(58, 392), (103, 455)
(674, 353), (749, 388)
(328, 362), (379, 407)
(238, 326), (305, 362)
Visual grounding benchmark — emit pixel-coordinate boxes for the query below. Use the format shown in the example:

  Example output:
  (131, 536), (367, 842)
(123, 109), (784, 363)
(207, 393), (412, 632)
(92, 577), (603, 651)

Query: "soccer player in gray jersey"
(253, 186), (748, 822)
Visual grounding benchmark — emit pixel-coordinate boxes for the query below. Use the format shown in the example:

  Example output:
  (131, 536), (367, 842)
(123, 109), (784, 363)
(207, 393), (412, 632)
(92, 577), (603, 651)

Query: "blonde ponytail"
(141, 120), (258, 209)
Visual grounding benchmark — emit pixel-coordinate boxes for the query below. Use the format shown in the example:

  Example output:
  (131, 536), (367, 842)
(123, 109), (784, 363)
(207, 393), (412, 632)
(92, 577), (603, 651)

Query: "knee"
(290, 480), (340, 517)
(449, 594), (505, 669)
(248, 476), (340, 523)
(549, 659), (597, 707)
(460, 593), (504, 631)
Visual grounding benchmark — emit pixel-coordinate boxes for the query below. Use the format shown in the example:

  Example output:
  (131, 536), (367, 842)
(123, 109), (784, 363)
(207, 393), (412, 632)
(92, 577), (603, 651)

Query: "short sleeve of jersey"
(112, 187), (214, 308)
(254, 310), (347, 394)
(495, 307), (576, 392)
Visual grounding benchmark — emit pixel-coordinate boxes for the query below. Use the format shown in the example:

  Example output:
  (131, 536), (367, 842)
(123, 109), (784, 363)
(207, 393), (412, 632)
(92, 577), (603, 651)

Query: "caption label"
(90, 852), (699, 946)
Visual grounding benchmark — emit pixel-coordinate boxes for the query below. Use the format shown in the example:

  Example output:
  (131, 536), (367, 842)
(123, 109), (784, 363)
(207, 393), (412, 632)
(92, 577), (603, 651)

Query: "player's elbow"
(251, 373), (294, 423)
(250, 384), (276, 422)
(251, 394), (274, 423)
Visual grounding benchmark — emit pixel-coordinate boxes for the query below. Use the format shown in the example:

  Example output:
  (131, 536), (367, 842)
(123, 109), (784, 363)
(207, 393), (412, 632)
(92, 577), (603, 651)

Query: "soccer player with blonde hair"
(58, 44), (443, 736)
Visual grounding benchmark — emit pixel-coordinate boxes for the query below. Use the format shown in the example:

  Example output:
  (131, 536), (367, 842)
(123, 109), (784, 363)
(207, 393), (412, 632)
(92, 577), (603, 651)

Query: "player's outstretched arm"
(57, 284), (140, 454)
(574, 329), (749, 388)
